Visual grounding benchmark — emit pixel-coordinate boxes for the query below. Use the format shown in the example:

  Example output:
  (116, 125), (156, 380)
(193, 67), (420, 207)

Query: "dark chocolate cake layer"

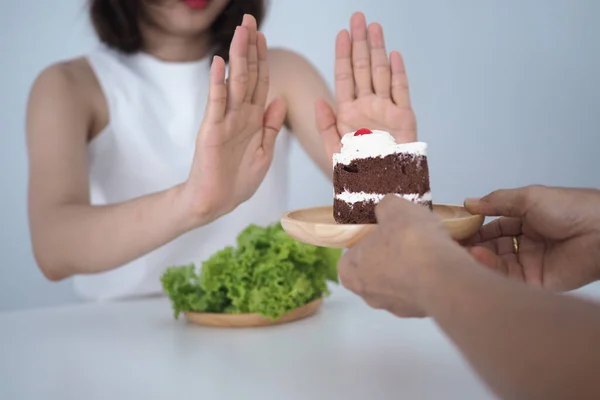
(333, 154), (430, 195)
(333, 198), (433, 224)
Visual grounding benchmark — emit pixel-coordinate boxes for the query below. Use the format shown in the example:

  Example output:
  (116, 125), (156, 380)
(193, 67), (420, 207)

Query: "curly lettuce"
(160, 223), (341, 320)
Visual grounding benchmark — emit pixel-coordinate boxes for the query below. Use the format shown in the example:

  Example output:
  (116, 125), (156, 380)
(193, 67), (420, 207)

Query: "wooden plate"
(281, 204), (485, 248)
(184, 298), (323, 328)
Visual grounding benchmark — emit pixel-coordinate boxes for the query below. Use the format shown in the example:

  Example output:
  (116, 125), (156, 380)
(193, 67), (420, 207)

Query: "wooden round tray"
(184, 298), (323, 328)
(281, 204), (484, 248)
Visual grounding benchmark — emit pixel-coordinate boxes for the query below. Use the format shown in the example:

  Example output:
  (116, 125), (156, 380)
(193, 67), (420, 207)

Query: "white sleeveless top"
(76, 45), (290, 301)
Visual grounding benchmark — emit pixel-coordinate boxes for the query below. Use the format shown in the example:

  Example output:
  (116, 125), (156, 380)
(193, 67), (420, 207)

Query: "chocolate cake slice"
(332, 128), (432, 224)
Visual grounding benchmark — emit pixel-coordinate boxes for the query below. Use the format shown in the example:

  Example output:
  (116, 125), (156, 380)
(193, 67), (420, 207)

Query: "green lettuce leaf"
(160, 222), (342, 320)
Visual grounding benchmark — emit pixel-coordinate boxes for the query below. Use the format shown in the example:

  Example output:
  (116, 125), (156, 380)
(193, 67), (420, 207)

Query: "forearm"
(285, 97), (334, 180)
(270, 49), (335, 179)
(30, 185), (204, 280)
(421, 252), (600, 400)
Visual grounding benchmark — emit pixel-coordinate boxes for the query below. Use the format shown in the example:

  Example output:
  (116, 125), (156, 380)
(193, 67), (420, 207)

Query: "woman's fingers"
(227, 26), (250, 111)
(368, 23), (391, 99)
(261, 98), (287, 155)
(205, 55), (227, 123)
(252, 31), (270, 106)
(390, 51), (411, 108)
(241, 14), (258, 104)
(334, 30), (354, 103)
(350, 12), (373, 97)
(315, 99), (342, 157)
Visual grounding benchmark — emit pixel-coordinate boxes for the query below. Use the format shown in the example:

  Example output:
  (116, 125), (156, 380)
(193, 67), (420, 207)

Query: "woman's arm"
(26, 62), (204, 281)
(268, 48), (336, 178)
(27, 20), (283, 281)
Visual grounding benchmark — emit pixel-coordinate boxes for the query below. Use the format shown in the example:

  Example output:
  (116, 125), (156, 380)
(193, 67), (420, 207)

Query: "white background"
(1, 0), (599, 310)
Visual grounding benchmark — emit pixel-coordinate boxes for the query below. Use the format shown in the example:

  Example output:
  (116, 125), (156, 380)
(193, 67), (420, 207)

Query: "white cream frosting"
(332, 129), (427, 165)
(335, 190), (432, 204)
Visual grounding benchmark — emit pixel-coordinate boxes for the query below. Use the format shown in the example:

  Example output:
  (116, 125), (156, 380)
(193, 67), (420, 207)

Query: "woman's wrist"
(168, 183), (219, 234)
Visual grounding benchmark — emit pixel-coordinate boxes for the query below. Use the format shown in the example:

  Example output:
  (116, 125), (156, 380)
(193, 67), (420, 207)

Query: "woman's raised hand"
(316, 12), (417, 160)
(183, 14), (287, 224)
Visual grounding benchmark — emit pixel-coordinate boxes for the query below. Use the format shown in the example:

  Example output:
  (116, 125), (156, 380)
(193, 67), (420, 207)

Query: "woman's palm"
(189, 16), (286, 218)
(336, 95), (416, 144)
(316, 12), (417, 160)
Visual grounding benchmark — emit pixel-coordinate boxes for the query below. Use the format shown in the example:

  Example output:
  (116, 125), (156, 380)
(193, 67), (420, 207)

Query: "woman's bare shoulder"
(27, 57), (107, 140)
(30, 57), (98, 99)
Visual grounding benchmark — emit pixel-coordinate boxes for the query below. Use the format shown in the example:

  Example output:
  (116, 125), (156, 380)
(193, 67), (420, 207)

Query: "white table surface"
(3, 283), (599, 400)
(0, 285), (496, 400)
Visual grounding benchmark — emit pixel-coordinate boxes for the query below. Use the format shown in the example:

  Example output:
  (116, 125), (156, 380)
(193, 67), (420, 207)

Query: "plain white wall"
(1, 0), (599, 311)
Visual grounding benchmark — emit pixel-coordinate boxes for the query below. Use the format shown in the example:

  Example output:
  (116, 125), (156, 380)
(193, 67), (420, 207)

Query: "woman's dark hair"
(89, 0), (266, 62)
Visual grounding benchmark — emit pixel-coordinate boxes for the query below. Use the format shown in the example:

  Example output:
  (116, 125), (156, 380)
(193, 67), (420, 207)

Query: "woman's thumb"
(261, 97), (287, 154)
(315, 99), (341, 156)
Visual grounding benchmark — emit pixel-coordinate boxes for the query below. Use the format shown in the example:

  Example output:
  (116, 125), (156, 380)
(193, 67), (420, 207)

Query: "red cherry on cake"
(354, 128), (372, 136)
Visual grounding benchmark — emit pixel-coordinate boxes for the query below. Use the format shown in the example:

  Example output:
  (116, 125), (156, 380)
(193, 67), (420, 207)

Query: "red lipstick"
(183, 0), (211, 10)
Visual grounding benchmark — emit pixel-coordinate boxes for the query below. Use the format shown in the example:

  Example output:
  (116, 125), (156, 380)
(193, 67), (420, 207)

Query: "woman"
(25, 0), (417, 301)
